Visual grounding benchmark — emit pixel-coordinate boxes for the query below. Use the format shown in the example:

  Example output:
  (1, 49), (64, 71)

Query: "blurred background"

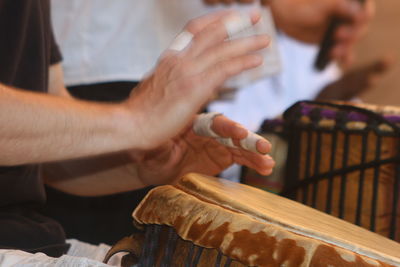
(357, 0), (400, 104)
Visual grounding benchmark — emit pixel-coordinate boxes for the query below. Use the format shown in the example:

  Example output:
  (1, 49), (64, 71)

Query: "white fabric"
(0, 240), (124, 267)
(240, 131), (264, 153)
(194, 113), (272, 153)
(193, 112), (222, 138)
(51, 0), (281, 86)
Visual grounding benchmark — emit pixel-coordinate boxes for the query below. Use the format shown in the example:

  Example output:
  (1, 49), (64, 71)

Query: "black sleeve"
(48, 0), (62, 65)
(49, 25), (62, 65)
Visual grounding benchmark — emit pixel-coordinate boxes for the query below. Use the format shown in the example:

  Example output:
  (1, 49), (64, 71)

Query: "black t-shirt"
(0, 0), (68, 257)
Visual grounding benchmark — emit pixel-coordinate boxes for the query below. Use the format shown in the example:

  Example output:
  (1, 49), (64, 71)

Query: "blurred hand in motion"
(315, 55), (393, 101)
(269, 0), (375, 65)
(125, 10), (270, 150)
(131, 114), (275, 186)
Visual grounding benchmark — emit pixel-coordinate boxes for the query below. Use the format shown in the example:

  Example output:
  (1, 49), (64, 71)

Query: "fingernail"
(257, 140), (271, 154)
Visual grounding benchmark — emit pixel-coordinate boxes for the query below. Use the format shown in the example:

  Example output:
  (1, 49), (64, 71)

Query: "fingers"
(361, 56), (393, 87)
(239, 131), (271, 154)
(163, 10), (267, 101)
(195, 113), (272, 155)
(211, 115), (248, 139)
(193, 112), (224, 138)
(368, 55), (394, 74)
(192, 113), (275, 175)
(187, 11), (261, 57)
(196, 35), (270, 71)
(164, 10), (234, 55)
(332, 0), (363, 22)
(230, 148), (275, 175)
(331, 0), (375, 65)
(164, 10), (264, 71)
(184, 10), (234, 35)
(200, 54), (264, 90)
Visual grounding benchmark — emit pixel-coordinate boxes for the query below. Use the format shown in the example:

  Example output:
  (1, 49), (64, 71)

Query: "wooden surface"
(133, 173), (400, 266)
(296, 131), (399, 240)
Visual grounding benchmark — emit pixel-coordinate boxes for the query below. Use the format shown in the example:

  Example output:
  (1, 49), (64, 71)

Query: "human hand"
(125, 10), (270, 150)
(131, 114), (275, 186)
(270, 0), (375, 65)
(315, 56), (393, 101)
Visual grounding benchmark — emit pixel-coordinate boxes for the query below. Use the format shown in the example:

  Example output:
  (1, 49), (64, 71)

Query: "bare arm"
(48, 63), (72, 98)
(0, 83), (137, 165)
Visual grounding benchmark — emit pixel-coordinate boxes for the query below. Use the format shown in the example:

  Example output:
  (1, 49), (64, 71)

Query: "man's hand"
(124, 10), (270, 150)
(315, 56), (392, 101)
(131, 115), (275, 186)
(270, 0), (375, 65)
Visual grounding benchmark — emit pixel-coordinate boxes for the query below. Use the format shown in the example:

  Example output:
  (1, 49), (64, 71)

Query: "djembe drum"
(104, 173), (400, 267)
(247, 101), (400, 242)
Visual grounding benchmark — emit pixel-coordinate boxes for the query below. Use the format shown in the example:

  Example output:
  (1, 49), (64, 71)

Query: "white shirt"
(51, 0), (279, 86)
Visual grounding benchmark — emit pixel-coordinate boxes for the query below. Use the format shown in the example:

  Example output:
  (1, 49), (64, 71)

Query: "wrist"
(114, 102), (152, 150)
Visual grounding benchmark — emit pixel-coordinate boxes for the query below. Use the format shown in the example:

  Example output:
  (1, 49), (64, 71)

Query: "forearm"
(0, 84), (139, 165)
(43, 152), (147, 196)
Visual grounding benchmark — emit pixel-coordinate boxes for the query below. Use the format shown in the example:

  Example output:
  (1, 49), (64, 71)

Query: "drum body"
(251, 101), (400, 241)
(136, 224), (245, 266)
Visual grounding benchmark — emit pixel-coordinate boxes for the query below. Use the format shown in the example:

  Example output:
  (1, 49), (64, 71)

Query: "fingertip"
(256, 139), (271, 154)
(259, 167), (273, 176)
(249, 9), (262, 25)
(268, 157), (276, 168)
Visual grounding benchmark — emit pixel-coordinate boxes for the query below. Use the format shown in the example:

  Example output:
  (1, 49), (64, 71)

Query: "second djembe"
(279, 101), (400, 242)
